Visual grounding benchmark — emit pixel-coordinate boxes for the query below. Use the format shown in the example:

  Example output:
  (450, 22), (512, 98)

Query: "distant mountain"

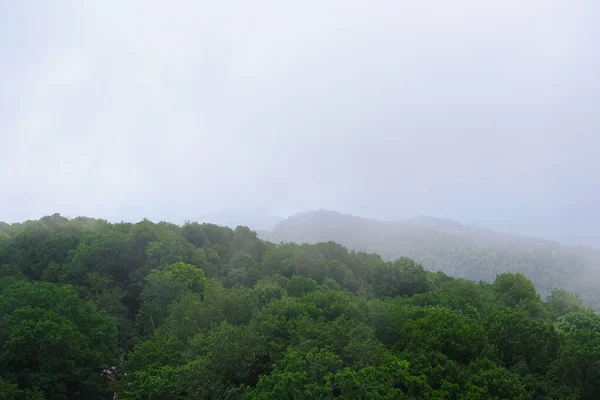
(194, 210), (283, 232)
(260, 210), (600, 308)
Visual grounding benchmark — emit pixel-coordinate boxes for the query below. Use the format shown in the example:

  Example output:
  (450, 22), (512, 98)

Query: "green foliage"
(252, 278), (285, 306)
(494, 273), (539, 306)
(225, 250), (260, 287)
(552, 310), (600, 399)
(487, 309), (560, 374)
(0, 214), (597, 399)
(546, 288), (590, 320)
(0, 378), (44, 400)
(372, 257), (432, 297)
(262, 210), (600, 309)
(285, 275), (319, 297)
(493, 272), (545, 317)
(0, 278), (119, 399)
(246, 347), (341, 399)
(182, 221), (208, 248)
(398, 307), (487, 364)
(462, 358), (533, 400)
(0, 263), (24, 278)
(137, 262), (206, 336)
(325, 259), (357, 291)
(409, 278), (498, 317)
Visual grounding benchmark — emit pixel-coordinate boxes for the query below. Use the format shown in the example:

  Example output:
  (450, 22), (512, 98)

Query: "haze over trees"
(1, 213), (599, 399)
(260, 210), (600, 309)
(3, 1), (599, 250)
(2, 1), (598, 398)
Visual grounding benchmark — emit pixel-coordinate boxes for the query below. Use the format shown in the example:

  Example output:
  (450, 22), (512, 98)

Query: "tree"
(462, 358), (532, 400)
(546, 288), (589, 320)
(225, 251), (260, 287)
(285, 275), (318, 297)
(246, 347), (341, 399)
(372, 257), (432, 297)
(0, 221), (11, 234)
(335, 359), (435, 399)
(399, 306), (486, 364)
(182, 222), (208, 248)
(325, 260), (357, 291)
(487, 309), (559, 374)
(233, 226), (267, 261)
(0, 378), (43, 400)
(0, 278), (119, 399)
(493, 272), (544, 316)
(552, 311), (600, 399)
(137, 262), (206, 336)
(0, 215), (593, 399)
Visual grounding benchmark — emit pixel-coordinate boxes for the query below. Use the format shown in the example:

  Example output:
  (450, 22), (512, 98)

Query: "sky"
(1, 1), (599, 246)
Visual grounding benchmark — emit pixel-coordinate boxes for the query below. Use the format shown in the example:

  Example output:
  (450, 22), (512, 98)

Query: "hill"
(0, 214), (599, 398)
(193, 210), (284, 231)
(260, 210), (600, 308)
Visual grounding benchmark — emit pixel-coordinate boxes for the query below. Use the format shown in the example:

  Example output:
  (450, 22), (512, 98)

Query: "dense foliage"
(0, 214), (599, 399)
(261, 210), (600, 309)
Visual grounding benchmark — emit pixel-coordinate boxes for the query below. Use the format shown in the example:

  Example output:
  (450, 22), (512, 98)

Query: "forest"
(261, 210), (600, 309)
(0, 214), (599, 399)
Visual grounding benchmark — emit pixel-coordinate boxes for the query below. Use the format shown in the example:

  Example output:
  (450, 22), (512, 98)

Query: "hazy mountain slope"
(261, 210), (600, 307)
(2, 214), (596, 398)
(193, 210), (284, 231)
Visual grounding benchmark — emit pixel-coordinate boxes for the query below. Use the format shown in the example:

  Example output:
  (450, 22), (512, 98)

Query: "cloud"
(0, 0), (598, 245)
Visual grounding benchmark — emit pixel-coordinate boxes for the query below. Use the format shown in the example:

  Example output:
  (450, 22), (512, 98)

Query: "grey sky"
(1, 1), (599, 246)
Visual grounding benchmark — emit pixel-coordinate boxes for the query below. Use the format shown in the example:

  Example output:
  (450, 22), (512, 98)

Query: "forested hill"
(1, 214), (599, 399)
(260, 210), (600, 308)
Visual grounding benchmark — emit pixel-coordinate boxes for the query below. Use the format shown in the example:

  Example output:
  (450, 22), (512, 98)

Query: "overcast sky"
(1, 1), (598, 246)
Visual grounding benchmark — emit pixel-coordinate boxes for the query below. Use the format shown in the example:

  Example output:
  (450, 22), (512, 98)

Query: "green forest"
(261, 210), (600, 309)
(0, 214), (599, 399)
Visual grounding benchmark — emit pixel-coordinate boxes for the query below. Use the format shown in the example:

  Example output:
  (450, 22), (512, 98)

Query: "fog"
(1, 1), (598, 246)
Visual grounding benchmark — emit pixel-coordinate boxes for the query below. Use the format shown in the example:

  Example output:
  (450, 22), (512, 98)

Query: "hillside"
(0, 213), (598, 398)
(193, 210), (284, 231)
(261, 210), (600, 308)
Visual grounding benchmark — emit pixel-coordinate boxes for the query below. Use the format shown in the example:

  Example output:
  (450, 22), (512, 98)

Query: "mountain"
(260, 210), (600, 307)
(192, 210), (284, 231)
(2, 213), (598, 398)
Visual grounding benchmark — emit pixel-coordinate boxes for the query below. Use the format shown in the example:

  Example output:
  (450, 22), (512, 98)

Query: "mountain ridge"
(266, 209), (566, 248)
(259, 209), (600, 308)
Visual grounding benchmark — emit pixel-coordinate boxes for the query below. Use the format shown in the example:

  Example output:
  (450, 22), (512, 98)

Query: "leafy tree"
(137, 262), (206, 336)
(546, 288), (589, 320)
(0, 215), (595, 399)
(252, 279), (285, 306)
(246, 347), (341, 399)
(409, 278), (498, 318)
(0, 221), (11, 234)
(487, 309), (559, 374)
(182, 221), (208, 248)
(0, 263), (24, 278)
(552, 310), (600, 399)
(233, 226), (267, 261)
(462, 358), (532, 400)
(202, 223), (235, 258)
(0, 378), (44, 400)
(261, 210), (600, 309)
(493, 272), (545, 317)
(285, 275), (319, 297)
(67, 233), (134, 288)
(0, 278), (119, 399)
(325, 259), (357, 291)
(398, 307), (487, 364)
(225, 250), (260, 287)
(372, 257), (432, 297)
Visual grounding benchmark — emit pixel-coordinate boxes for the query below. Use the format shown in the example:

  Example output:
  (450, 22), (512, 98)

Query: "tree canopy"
(0, 213), (598, 399)
(262, 210), (600, 309)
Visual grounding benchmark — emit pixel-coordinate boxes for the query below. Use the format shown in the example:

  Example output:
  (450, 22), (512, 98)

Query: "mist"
(1, 1), (598, 247)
